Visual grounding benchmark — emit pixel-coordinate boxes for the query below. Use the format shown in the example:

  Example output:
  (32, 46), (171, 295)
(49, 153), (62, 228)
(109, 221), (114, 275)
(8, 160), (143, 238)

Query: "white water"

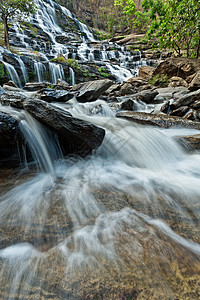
(0, 100), (200, 297)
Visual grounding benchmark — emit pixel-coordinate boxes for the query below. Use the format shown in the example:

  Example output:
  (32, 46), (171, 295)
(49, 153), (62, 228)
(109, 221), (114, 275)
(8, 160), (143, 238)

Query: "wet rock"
(188, 71), (200, 91)
(138, 66), (154, 81)
(171, 89), (200, 110)
(0, 93), (26, 109)
(170, 106), (189, 117)
(24, 99), (105, 156)
(120, 99), (135, 111)
(183, 110), (196, 121)
(41, 89), (74, 102)
(132, 89), (158, 104)
(190, 100), (200, 109)
(3, 80), (18, 88)
(160, 101), (170, 114)
(176, 134), (200, 151)
(116, 111), (200, 129)
(24, 82), (51, 91)
(70, 79), (113, 102)
(0, 112), (20, 166)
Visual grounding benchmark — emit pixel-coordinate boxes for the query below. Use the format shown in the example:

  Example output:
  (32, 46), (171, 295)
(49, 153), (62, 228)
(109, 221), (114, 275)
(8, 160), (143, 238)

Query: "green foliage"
(0, 0), (36, 49)
(98, 67), (110, 78)
(0, 63), (5, 79)
(57, 55), (67, 64)
(149, 74), (168, 87)
(141, 0), (200, 58)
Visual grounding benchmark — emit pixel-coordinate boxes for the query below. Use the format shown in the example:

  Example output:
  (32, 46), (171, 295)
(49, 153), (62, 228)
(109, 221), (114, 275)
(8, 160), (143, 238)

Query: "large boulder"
(70, 79), (113, 102)
(23, 99), (105, 156)
(138, 66), (154, 81)
(153, 58), (200, 80)
(116, 111), (200, 129)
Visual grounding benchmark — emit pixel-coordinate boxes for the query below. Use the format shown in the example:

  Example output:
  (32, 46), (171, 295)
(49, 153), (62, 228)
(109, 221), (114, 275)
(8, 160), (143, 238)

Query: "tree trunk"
(2, 14), (10, 50)
(196, 32), (200, 59)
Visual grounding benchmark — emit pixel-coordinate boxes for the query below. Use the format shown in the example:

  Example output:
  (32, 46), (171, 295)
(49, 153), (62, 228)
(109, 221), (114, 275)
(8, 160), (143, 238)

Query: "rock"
(168, 76), (188, 87)
(23, 99), (105, 156)
(132, 89), (159, 104)
(70, 79), (113, 102)
(153, 58), (200, 80)
(24, 82), (51, 91)
(183, 110), (196, 121)
(171, 89), (200, 110)
(170, 106), (189, 117)
(0, 93), (26, 109)
(56, 79), (70, 90)
(0, 112), (20, 166)
(103, 84), (120, 96)
(117, 77), (148, 96)
(120, 99), (135, 111)
(176, 134), (200, 151)
(3, 80), (18, 88)
(138, 66), (154, 81)
(186, 73), (196, 83)
(116, 111), (200, 129)
(155, 86), (189, 100)
(2, 85), (21, 92)
(190, 100), (200, 109)
(160, 101), (170, 114)
(188, 71), (200, 91)
(41, 89), (74, 102)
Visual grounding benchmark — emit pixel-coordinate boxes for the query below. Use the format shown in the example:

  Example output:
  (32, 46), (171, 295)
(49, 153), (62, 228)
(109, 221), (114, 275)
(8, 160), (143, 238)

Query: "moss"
(98, 67), (110, 78)
(0, 63), (5, 79)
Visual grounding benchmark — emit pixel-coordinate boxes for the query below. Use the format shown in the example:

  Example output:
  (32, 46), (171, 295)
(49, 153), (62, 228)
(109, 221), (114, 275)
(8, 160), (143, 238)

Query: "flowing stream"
(0, 100), (200, 298)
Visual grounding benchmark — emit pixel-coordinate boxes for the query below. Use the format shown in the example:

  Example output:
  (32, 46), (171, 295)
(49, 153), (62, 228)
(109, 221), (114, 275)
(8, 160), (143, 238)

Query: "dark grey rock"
(41, 89), (74, 102)
(120, 99), (135, 111)
(170, 106), (189, 117)
(24, 99), (105, 156)
(70, 79), (113, 102)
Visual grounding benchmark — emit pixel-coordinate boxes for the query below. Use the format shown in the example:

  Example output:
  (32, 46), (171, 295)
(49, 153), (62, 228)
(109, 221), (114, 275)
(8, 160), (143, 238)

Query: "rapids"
(0, 100), (200, 299)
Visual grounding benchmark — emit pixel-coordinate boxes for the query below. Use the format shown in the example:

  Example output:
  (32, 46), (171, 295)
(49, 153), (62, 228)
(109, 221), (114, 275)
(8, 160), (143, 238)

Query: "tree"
(0, 0), (35, 50)
(141, 0), (200, 58)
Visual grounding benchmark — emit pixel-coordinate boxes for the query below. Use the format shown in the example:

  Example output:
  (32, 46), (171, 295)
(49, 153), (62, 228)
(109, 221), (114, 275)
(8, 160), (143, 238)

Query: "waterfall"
(1, 99), (200, 298)
(34, 61), (46, 82)
(16, 57), (28, 83)
(3, 61), (22, 87)
(69, 67), (75, 85)
(49, 62), (64, 84)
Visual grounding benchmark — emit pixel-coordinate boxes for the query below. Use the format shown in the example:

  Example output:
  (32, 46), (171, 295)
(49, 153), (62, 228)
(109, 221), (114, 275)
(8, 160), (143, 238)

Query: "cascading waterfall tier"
(0, 99), (200, 298)
(0, 0), (153, 87)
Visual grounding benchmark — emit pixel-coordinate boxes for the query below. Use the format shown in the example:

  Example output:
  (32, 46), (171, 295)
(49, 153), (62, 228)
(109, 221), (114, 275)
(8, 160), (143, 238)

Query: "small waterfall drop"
(69, 67), (75, 85)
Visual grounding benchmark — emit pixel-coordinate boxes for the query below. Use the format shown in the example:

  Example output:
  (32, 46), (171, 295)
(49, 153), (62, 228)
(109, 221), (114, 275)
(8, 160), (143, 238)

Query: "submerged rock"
(24, 99), (105, 156)
(116, 111), (200, 129)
